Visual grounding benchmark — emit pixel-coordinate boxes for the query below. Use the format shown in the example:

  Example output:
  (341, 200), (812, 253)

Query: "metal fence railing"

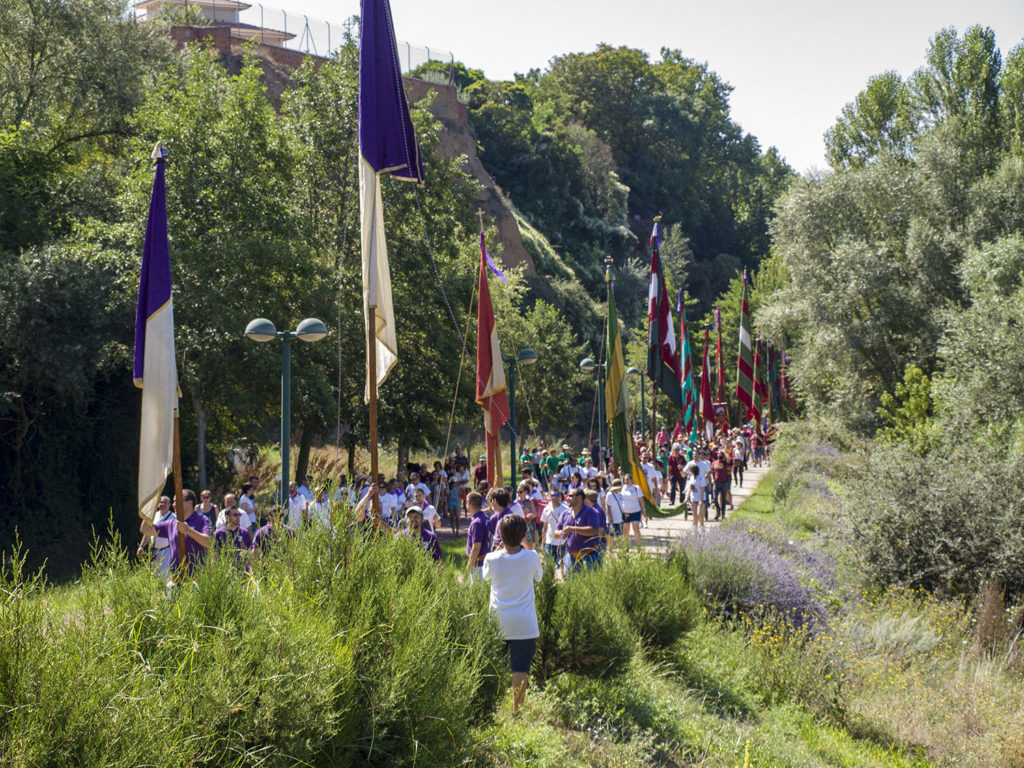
(138, 2), (455, 80)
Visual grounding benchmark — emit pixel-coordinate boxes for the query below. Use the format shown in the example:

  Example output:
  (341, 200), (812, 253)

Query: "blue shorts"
(623, 511), (642, 524)
(608, 522), (623, 536)
(506, 638), (537, 674)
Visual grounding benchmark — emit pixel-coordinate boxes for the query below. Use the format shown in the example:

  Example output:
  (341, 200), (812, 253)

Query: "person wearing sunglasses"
(555, 489), (604, 574)
(214, 505), (253, 568)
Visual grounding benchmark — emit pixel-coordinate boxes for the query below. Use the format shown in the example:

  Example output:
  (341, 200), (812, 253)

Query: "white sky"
(265, 0), (1024, 174)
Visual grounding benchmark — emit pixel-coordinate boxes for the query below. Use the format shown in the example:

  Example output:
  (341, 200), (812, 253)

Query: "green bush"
(844, 442), (1024, 600)
(0, 525), (506, 767)
(535, 552), (701, 679)
(535, 557), (636, 678)
(588, 550), (699, 649)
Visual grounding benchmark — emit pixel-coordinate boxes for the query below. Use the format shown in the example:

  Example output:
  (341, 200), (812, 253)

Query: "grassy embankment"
(469, 422), (1024, 767)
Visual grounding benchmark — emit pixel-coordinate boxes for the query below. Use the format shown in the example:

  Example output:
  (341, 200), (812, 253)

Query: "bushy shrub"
(535, 551), (700, 679)
(587, 550), (700, 648)
(679, 527), (825, 629)
(844, 442), (1024, 600)
(539, 561), (637, 677)
(0, 525), (505, 767)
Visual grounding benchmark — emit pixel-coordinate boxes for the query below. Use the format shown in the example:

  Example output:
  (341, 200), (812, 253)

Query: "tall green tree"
(825, 71), (917, 169)
(120, 48), (308, 489)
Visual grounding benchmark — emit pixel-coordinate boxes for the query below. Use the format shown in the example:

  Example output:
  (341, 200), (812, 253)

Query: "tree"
(825, 71), (917, 169)
(0, 0), (172, 254)
(0, 242), (139, 574)
(488, 268), (589, 432)
(911, 26), (1002, 179)
(121, 48), (308, 489)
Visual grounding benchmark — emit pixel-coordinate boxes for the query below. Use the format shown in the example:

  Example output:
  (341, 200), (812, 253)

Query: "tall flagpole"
(358, 0), (424, 514)
(172, 411), (185, 571)
(368, 305), (379, 513)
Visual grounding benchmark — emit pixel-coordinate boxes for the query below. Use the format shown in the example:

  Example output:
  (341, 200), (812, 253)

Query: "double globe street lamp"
(245, 317), (328, 507)
(502, 348), (538, 487)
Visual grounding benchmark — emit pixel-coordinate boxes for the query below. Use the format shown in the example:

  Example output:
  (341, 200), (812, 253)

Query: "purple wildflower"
(680, 527), (826, 630)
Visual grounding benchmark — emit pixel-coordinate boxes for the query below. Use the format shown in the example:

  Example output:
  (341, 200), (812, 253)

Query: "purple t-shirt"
(488, 507), (515, 548)
(153, 510), (211, 575)
(252, 523), (294, 553)
(556, 504), (604, 555)
(214, 526), (253, 550)
(395, 527), (442, 562)
(466, 510), (491, 565)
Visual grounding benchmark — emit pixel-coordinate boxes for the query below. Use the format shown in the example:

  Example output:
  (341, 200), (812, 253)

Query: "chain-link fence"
(140, 2), (455, 81)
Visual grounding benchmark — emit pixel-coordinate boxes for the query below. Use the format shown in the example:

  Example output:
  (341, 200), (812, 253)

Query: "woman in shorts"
(482, 515), (543, 717)
(684, 462), (705, 528)
(617, 473), (646, 550)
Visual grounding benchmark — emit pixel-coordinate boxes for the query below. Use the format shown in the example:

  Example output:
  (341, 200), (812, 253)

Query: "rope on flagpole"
(586, 310), (608, 450)
(443, 277), (477, 460)
(411, 189), (517, 438)
(335, 147), (356, 472)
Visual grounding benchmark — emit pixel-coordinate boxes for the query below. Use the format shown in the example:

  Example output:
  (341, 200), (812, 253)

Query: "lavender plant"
(679, 527), (826, 630)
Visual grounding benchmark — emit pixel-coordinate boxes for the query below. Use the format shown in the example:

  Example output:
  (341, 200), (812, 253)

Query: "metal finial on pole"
(476, 208), (485, 232)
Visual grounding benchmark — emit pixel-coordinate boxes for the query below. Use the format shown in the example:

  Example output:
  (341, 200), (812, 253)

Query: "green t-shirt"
(543, 456), (559, 474)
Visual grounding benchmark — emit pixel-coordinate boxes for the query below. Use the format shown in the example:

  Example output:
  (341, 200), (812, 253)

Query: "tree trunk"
(295, 419), (315, 485)
(194, 394), (208, 491)
(346, 431), (357, 479)
(396, 442), (409, 480)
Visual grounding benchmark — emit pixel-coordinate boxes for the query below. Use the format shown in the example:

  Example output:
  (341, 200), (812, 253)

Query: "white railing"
(137, 2), (455, 78)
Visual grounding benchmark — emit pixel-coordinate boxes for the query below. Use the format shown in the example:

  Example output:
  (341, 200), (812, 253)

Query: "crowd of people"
(136, 423), (773, 716)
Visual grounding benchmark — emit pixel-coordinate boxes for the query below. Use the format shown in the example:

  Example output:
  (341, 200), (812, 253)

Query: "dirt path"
(632, 463), (772, 554)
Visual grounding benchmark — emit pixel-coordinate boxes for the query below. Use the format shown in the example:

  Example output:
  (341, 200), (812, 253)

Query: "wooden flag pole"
(172, 409), (185, 573)
(651, 384), (657, 450)
(368, 306), (380, 516)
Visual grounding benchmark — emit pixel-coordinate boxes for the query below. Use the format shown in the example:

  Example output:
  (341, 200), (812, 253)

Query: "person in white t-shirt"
(238, 483), (258, 531)
(378, 479), (402, 523)
(641, 456), (663, 505)
(618, 473), (646, 549)
(580, 457), (599, 480)
(482, 514), (543, 718)
(286, 481), (308, 530)
(405, 472), (430, 503)
(603, 478), (626, 550)
(310, 487), (331, 529)
(411, 487), (440, 532)
(216, 493), (244, 531)
(697, 449), (713, 518)
(539, 489), (569, 565)
(684, 462), (706, 528)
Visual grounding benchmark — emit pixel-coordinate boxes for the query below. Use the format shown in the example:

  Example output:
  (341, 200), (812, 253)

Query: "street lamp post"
(627, 366), (645, 438)
(245, 317), (327, 507)
(502, 348), (538, 487)
(579, 357), (604, 471)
